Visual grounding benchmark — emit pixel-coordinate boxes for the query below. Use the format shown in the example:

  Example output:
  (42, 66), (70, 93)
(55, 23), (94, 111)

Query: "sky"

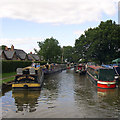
(0, 0), (119, 53)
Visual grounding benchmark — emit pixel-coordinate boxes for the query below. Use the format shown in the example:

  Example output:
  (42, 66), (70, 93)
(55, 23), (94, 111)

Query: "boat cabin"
(87, 66), (115, 82)
(12, 66), (44, 90)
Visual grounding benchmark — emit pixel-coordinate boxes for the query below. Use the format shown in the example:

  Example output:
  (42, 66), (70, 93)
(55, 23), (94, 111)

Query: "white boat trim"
(97, 81), (116, 84)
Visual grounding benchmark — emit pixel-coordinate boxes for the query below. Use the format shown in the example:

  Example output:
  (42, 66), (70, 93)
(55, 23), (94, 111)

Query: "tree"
(75, 20), (120, 64)
(0, 45), (7, 50)
(62, 46), (74, 63)
(35, 37), (62, 62)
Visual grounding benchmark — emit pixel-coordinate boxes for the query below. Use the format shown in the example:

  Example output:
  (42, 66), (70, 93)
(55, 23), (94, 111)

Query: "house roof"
(28, 55), (34, 61)
(32, 54), (40, 61)
(4, 51), (15, 59)
(29, 54), (40, 61)
(15, 49), (27, 60)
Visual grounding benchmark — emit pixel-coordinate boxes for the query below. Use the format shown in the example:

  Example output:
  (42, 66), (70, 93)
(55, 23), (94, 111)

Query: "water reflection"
(12, 90), (40, 113)
(43, 73), (60, 101)
(74, 73), (120, 118)
(97, 88), (120, 115)
(2, 86), (12, 96)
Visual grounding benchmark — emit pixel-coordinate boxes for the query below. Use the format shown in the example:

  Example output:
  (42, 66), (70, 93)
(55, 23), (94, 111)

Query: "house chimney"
(11, 45), (14, 51)
(5, 46), (8, 51)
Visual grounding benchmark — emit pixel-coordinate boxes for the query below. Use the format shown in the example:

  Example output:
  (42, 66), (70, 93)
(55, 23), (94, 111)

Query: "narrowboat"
(102, 64), (120, 86)
(74, 64), (86, 74)
(42, 63), (62, 75)
(101, 58), (120, 87)
(87, 65), (116, 89)
(66, 63), (71, 69)
(74, 64), (80, 73)
(12, 66), (44, 90)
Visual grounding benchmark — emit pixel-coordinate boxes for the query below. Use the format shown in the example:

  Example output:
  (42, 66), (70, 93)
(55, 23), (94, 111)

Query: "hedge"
(2, 60), (32, 73)
(2, 60), (65, 73)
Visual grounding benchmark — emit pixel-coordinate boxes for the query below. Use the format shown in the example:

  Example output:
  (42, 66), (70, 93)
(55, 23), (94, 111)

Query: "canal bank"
(1, 68), (120, 118)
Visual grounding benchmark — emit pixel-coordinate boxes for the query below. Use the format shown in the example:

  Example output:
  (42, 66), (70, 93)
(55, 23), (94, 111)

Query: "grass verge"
(2, 76), (15, 84)
(2, 72), (16, 78)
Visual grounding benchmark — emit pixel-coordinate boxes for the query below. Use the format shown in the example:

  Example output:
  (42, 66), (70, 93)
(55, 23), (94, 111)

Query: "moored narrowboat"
(42, 63), (62, 75)
(87, 65), (116, 89)
(12, 66), (44, 90)
(66, 63), (71, 69)
(101, 58), (120, 87)
(102, 64), (120, 87)
(74, 64), (86, 74)
(74, 64), (80, 73)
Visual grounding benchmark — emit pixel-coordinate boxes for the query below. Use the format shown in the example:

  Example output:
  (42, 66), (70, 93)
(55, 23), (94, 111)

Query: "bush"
(2, 60), (32, 73)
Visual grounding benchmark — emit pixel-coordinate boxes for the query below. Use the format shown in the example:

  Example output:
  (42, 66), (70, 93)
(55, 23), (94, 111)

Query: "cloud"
(0, 0), (118, 24)
(0, 37), (43, 53)
(74, 30), (85, 37)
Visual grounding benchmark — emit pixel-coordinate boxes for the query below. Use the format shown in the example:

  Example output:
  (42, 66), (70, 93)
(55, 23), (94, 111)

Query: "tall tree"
(75, 20), (120, 64)
(35, 37), (62, 62)
(63, 46), (74, 63)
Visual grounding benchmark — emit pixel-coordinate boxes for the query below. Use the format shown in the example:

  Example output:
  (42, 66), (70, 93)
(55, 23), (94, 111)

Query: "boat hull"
(97, 81), (116, 89)
(75, 70), (79, 73)
(87, 71), (116, 89)
(43, 68), (62, 75)
(67, 67), (70, 69)
(12, 83), (41, 90)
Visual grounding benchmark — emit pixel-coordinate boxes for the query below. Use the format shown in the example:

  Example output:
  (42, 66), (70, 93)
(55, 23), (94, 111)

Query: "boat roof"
(23, 66), (40, 70)
(88, 65), (102, 70)
(101, 65), (113, 68)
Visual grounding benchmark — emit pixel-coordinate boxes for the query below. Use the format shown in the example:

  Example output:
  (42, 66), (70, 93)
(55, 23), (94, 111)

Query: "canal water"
(1, 69), (120, 118)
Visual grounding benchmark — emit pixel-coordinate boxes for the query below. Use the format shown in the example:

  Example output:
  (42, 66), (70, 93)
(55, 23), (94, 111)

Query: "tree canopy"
(75, 20), (120, 64)
(35, 37), (62, 62)
(0, 45), (7, 50)
(62, 46), (74, 63)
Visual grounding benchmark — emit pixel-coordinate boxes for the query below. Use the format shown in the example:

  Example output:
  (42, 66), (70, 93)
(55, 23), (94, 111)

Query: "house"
(15, 49), (28, 61)
(0, 49), (17, 60)
(1, 45), (28, 61)
(28, 54), (34, 61)
(1, 45), (40, 61)
(28, 52), (40, 61)
(4, 50), (17, 60)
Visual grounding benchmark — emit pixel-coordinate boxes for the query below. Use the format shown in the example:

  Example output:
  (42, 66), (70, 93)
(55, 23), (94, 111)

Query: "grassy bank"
(0, 72), (16, 85)
(2, 72), (16, 78)
(2, 76), (15, 84)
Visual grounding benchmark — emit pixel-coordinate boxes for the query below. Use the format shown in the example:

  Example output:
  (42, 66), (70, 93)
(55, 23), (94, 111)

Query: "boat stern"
(97, 81), (116, 89)
(12, 83), (41, 90)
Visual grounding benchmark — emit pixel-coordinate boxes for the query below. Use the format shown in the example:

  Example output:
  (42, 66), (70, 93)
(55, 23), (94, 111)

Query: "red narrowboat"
(87, 65), (116, 89)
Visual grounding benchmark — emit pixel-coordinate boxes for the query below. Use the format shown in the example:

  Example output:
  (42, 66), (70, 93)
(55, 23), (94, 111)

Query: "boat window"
(30, 68), (36, 75)
(99, 69), (115, 81)
(17, 68), (23, 75)
(23, 69), (29, 74)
